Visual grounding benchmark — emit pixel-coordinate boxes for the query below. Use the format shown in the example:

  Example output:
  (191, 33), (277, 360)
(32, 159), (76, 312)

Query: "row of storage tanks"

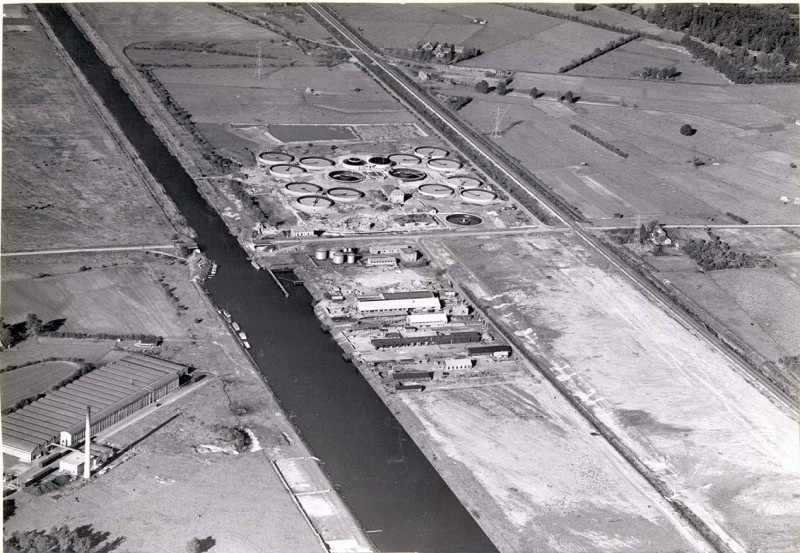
(315, 247), (357, 264)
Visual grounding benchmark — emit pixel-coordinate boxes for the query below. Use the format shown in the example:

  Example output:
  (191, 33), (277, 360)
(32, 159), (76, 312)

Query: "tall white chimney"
(84, 406), (92, 479)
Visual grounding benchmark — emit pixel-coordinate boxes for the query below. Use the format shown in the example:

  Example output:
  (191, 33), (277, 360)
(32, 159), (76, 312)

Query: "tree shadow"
(75, 524), (126, 552)
(42, 318), (67, 333)
(198, 536), (216, 552)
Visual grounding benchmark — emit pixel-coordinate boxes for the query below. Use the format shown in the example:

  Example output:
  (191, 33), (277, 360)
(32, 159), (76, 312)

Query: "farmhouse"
(2, 354), (187, 462)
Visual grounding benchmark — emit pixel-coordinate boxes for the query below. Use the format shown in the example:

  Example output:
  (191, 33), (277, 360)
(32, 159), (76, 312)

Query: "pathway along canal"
(38, 5), (498, 552)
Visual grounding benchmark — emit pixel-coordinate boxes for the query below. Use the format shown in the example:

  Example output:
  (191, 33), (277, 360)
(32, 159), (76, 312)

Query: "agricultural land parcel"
(1, 18), (176, 251)
(454, 74), (800, 224)
(645, 227), (800, 365)
(431, 234), (800, 553)
(335, 3), (625, 73)
(79, 2), (416, 165)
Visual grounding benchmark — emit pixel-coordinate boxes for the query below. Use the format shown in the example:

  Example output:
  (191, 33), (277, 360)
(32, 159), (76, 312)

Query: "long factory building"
(357, 291), (441, 317)
(2, 354), (187, 462)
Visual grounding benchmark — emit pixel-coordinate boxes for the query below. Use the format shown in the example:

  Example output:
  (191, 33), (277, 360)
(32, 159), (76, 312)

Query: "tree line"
(559, 33), (640, 73)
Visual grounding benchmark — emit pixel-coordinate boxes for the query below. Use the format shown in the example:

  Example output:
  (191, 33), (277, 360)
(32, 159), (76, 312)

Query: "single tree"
(25, 313), (43, 339)
(474, 79), (489, 93)
(529, 87), (539, 99)
(496, 81), (508, 96)
(680, 124), (696, 136)
(0, 317), (11, 347)
(563, 90), (575, 103)
(186, 537), (203, 553)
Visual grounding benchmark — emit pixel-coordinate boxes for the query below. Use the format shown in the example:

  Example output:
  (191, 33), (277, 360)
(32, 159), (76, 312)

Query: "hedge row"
(569, 124), (629, 158)
(559, 33), (639, 73)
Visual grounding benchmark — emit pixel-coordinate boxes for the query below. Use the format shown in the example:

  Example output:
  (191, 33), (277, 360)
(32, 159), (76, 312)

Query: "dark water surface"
(38, 5), (498, 552)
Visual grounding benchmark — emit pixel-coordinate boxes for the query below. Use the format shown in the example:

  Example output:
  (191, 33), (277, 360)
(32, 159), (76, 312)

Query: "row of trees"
(569, 124), (628, 158)
(558, 33), (639, 73)
(679, 35), (799, 84)
(4, 525), (120, 553)
(630, 66), (680, 80)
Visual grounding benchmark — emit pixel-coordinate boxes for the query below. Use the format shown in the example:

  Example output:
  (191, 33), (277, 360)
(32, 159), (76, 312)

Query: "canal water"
(39, 5), (498, 552)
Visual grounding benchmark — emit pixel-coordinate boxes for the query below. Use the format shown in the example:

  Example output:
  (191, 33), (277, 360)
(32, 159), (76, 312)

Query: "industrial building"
(357, 291), (441, 317)
(371, 331), (482, 349)
(2, 354), (187, 462)
(365, 256), (397, 268)
(444, 358), (473, 370)
(407, 312), (448, 327)
(467, 345), (513, 359)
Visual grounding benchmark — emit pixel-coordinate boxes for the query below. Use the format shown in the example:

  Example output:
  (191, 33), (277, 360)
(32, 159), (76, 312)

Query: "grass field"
(1, 16), (176, 251)
(0, 361), (79, 407)
(336, 3), (624, 73)
(569, 38), (730, 85)
(438, 233), (800, 553)
(1, 265), (188, 338)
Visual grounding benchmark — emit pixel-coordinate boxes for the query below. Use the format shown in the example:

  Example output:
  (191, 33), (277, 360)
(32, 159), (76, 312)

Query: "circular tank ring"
(328, 170), (366, 183)
(327, 187), (364, 203)
(417, 183), (454, 198)
(388, 167), (427, 182)
(299, 156), (335, 170)
(447, 175), (483, 188)
(415, 146), (449, 158)
(427, 157), (462, 172)
(368, 156), (394, 167)
(258, 151), (294, 165)
(296, 195), (335, 212)
(285, 182), (324, 196)
(446, 213), (483, 226)
(269, 164), (307, 178)
(342, 157), (367, 167)
(459, 188), (497, 205)
(388, 153), (422, 166)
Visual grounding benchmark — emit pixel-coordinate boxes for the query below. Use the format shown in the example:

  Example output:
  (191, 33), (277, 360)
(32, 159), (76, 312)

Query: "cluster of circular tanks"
(256, 147), (498, 216)
(314, 246), (357, 265)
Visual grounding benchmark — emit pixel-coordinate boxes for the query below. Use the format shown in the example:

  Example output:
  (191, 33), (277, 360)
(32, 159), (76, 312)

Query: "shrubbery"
(445, 96), (472, 111)
(630, 66), (680, 80)
(681, 230), (775, 271)
(569, 124), (628, 158)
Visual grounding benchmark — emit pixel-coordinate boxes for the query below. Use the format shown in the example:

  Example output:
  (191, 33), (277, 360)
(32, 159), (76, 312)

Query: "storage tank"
(328, 248), (338, 258)
(346, 253), (356, 264)
(315, 248), (328, 260)
(332, 252), (345, 265)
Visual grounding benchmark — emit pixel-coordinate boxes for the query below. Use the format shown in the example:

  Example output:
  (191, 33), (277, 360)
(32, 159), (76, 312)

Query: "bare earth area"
(1, 20), (175, 251)
(434, 234), (800, 552)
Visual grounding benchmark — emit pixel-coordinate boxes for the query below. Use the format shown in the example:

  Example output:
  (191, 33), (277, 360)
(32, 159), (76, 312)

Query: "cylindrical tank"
(332, 252), (345, 265)
(346, 253), (356, 264)
(328, 248), (338, 258)
(315, 248), (328, 260)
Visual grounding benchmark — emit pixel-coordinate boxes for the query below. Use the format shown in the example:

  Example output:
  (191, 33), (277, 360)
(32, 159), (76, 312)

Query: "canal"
(38, 5), (498, 552)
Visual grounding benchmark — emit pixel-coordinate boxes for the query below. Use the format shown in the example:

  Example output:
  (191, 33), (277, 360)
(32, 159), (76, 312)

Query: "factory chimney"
(83, 406), (92, 479)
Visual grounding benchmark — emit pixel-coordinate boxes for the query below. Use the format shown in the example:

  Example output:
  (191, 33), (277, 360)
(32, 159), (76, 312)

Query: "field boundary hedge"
(569, 124), (628, 158)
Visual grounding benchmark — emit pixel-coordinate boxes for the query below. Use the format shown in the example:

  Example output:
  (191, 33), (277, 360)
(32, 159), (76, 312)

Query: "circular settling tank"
(299, 156), (335, 170)
(446, 213), (483, 226)
(328, 170), (366, 183)
(270, 164), (307, 178)
(296, 195), (335, 213)
(342, 157), (367, 167)
(447, 175), (482, 189)
(428, 157), (462, 172)
(388, 167), (427, 182)
(388, 153), (421, 166)
(368, 156), (394, 168)
(460, 188), (497, 205)
(415, 146), (449, 158)
(257, 151), (294, 166)
(327, 187), (364, 203)
(418, 184), (454, 199)
(285, 182), (324, 196)
(315, 248), (328, 260)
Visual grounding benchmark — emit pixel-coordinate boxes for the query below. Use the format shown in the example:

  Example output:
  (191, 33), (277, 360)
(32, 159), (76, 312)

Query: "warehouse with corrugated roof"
(2, 354), (187, 462)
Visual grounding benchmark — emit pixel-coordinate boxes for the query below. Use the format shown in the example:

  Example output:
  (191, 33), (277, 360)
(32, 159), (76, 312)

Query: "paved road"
(0, 244), (177, 257)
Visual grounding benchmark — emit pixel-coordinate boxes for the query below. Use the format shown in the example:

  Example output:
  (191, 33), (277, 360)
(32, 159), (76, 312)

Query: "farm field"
(398, 379), (706, 552)
(0, 361), (79, 407)
(435, 233), (800, 553)
(335, 3), (624, 73)
(452, 77), (800, 224)
(644, 227), (800, 366)
(1, 265), (188, 339)
(568, 38), (730, 85)
(1, 12), (176, 251)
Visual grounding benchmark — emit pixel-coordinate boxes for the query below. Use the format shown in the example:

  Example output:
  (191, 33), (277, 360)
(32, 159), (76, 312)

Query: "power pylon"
(490, 105), (508, 138)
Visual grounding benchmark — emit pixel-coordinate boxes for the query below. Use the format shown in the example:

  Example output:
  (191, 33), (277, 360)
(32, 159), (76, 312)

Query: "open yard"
(1, 265), (188, 339)
(1, 15), (176, 251)
(435, 233), (800, 553)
